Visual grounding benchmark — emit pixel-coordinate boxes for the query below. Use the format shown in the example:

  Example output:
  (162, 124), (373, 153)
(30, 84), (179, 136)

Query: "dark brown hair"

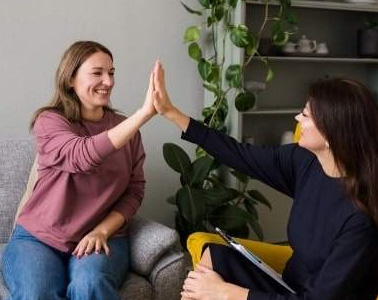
(308, 78), (378, 226)
(30, 40), (116, 128)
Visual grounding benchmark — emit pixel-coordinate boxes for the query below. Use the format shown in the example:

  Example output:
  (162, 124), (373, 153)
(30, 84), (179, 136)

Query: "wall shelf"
(258, 56), (378, 63)
(247, 0), (378, 12)
(242, 108), (302, 115)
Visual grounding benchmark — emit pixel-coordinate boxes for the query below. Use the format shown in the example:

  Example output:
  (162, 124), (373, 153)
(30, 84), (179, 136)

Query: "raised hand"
(152, 61), (174, 116)
(140, 69), (157, 119)
(152, 61), (190, 132)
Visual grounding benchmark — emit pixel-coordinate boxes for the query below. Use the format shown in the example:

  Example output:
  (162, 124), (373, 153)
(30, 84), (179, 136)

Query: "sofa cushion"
(0, 139), (35, 243)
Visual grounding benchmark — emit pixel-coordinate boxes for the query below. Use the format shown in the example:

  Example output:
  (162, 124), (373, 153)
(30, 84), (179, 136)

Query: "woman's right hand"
(153, 61), (190, 132)
(152, 61), (174, 116)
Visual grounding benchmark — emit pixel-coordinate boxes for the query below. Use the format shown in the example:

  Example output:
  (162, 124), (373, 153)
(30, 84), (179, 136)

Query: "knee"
(68, 270), (116, 296)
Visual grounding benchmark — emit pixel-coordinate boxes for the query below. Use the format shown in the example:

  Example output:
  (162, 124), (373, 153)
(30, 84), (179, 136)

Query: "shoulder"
(34, 109), (71, 130)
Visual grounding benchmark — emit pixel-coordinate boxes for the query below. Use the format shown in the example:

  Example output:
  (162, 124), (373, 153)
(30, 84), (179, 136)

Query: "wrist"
(223, 282), (249, 300)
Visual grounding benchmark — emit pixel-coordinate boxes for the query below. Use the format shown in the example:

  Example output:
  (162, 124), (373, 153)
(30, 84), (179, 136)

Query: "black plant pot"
(358, 28), (378, 57)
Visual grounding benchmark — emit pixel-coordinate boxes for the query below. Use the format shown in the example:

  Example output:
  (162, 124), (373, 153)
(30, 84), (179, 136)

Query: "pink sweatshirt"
(17, 110), (146, 252)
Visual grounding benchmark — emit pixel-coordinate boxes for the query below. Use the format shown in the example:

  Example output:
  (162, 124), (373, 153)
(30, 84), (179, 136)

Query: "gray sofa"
(0, 138), (186, 300)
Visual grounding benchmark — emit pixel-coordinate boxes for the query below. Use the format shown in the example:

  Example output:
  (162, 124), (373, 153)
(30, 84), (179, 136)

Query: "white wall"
(0, 0), (203, 227)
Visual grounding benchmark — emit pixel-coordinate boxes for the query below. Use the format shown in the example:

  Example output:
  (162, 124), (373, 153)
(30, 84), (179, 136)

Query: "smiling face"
(71, 51), (115, 120)
(295, 103), (328, 154)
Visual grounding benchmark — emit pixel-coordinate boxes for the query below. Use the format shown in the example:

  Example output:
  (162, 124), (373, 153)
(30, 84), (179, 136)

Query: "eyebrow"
(91, 67), (115, 71)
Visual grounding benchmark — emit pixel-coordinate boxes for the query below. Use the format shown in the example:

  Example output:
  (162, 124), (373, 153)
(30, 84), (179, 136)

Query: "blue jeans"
(2, 225), (129, 300)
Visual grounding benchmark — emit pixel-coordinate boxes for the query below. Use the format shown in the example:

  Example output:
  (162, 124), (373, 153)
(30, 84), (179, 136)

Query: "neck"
(316, 149), (342, 178)
(81, 107), (104, 121)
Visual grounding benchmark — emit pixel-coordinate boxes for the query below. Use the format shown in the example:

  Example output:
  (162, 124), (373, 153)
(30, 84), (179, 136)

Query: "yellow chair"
(187, 232), (292, 274)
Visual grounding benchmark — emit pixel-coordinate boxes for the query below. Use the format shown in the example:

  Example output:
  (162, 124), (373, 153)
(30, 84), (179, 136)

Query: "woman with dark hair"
(2, 41), (157, 299)
(152, 62), (378, 300)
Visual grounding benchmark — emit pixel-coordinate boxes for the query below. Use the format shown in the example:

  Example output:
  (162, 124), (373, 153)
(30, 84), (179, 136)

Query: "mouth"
(95, 89), (110, 95)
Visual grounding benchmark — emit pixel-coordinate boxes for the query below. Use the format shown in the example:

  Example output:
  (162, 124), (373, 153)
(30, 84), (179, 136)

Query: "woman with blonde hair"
(2, 41), (157, 299)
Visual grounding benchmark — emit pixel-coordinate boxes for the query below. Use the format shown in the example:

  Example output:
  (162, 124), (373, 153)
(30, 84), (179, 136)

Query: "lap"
(2, 225), (67, 296)
(68, 236), (129, 286)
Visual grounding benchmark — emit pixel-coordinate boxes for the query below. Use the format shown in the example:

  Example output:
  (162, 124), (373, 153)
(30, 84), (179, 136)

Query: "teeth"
(96, 89), (109, 94)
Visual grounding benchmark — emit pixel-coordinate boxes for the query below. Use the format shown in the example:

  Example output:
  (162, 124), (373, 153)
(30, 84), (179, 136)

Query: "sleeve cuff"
(92, 131), (116, 163)
(181, 118), (208, 145)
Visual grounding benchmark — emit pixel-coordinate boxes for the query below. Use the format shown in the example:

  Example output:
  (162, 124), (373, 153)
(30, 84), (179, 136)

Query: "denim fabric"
(1, 225), (129, 300)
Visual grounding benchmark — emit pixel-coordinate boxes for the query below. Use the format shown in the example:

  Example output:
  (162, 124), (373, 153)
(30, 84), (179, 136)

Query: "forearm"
(163, 106), (190, 132)
(224, 282), (249, 300)
(107, 109), (151, 150)
(92, 211), (125, 238)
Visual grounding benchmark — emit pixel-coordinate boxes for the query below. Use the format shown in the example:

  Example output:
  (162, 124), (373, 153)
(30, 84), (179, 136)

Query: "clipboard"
(215, 227), (296, 294)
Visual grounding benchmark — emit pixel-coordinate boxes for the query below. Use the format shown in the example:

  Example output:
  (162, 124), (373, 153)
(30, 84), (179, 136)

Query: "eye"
(92, 72), (101, 76)
(109, 72), (115, 76)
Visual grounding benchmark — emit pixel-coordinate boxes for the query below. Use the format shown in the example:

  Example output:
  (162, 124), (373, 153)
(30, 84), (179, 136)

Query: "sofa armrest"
(128, 216), (180, 276)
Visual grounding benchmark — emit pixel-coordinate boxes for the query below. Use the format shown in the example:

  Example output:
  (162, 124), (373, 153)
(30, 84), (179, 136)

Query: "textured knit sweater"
(182, 118), (378, 300)
(17, 110), (146, 252)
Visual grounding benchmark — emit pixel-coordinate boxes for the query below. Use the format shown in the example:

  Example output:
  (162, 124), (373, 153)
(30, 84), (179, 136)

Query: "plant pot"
(358, 28), (378, 57)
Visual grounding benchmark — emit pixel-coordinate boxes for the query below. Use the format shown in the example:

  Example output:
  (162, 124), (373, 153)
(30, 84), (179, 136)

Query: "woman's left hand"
(181, 264), (229, 300)
(72, 231), (109, 259)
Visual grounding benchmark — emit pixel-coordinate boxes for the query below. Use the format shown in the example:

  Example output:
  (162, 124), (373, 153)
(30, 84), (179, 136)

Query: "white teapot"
(298, 35), (317, 53)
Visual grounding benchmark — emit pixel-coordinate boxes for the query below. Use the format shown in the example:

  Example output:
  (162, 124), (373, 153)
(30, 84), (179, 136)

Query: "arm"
(112, 130), (146, 222)
(34, 71), (156, 173)
(152, 62), (297, 196)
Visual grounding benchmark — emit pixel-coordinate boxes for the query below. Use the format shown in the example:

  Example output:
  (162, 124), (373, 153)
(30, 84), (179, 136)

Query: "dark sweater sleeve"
(182, 118), (300, 196)
(249, 212), (378, 300)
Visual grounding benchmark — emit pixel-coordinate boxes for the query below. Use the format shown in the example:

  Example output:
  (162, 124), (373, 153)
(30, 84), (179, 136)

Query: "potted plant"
(358, 19), (378, 57)
(163, 0), (297, 248)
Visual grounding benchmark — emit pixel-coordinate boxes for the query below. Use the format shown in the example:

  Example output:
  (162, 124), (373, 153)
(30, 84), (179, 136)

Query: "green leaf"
(228, 0), (238, 8)
(166, 195), (176, 205)
(180, 1), (203, 15)
(266, 67), (274, 82)
(249, 217), (264, 240)
(244, 197), (258, 219)
(209, 205), (253, 230)
(207, 65), (220, 83)
(235, 92), (256, 111)
(163, 143), (191, 175)
(225, 64), (242, 88)
(196, 146), (208, 158)
(188, 42), (202, 61)
(246, 35), (259, 57)
(198, 59), (213, 81)
(202, 187), (240, 207)
(198, 0), (211, 8)
(176, 186), (206, 225)
(189, 156), (214, 186)
(184, 26), (200, 43)
(203, 83), (219, 94)
(230, 169), (249, 184)
(230, 25), (251, 48)
(213, 5), (225, 22)
(273, 31), (290, 46)
(248, 190), (272, 210)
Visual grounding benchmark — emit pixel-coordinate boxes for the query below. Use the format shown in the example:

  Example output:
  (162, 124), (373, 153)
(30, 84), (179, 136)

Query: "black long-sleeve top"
(182, 118), (378, 300)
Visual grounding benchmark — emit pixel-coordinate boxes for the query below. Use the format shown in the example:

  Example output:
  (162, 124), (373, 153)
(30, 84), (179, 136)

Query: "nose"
(102, 74), (114, 86)
(294, 113), (301, 122)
